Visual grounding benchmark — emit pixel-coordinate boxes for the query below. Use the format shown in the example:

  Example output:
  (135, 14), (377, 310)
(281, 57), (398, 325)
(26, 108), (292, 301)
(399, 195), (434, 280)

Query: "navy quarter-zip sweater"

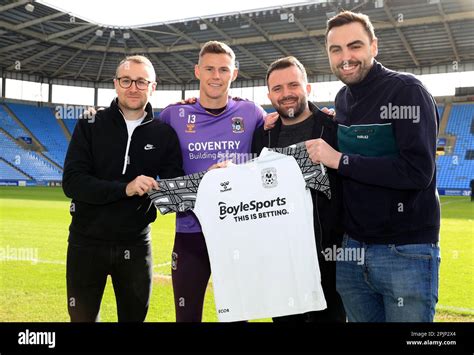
(335, 60), (440, 244)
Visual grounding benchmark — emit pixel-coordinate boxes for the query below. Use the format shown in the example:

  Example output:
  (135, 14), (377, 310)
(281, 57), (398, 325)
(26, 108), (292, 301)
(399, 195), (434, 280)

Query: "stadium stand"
(436, 103), (474, 190)
(0, 105), (32, 140)
(58, 104), (85, 135)
(0, 158), (29, 180)
(438, 105), (444, 120)
(0, 130), (62, 181)
(7, 103), (69, 168)
(63, 117), (78, 135)
(1, 99), (473, 191)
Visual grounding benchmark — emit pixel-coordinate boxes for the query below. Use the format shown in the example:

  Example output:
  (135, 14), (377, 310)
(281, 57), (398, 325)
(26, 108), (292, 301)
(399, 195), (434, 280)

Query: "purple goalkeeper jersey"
(159, 97), (266, 233)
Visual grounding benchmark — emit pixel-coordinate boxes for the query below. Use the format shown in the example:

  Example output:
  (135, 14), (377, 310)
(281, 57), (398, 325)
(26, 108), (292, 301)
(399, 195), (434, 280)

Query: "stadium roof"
(0, 0), (473, 90)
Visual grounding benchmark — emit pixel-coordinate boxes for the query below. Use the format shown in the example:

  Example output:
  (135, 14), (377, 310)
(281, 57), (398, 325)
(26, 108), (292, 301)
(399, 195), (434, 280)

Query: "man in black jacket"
(252, 56), (345, 322)
(62, 55), (183, 322)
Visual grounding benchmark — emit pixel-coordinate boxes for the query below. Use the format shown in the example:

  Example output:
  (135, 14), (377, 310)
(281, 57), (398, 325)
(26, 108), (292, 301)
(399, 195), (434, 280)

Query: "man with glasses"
(63, 55), (184, 322)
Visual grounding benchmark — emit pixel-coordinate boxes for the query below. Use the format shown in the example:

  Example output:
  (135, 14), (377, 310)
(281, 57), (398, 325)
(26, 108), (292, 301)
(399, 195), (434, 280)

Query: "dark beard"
(334, 60), (372, 85)
(276, 98), (307, 120)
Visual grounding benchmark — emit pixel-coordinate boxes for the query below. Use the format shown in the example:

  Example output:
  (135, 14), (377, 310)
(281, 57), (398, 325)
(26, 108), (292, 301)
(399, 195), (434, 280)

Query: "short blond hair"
(115, 55), (156, 82)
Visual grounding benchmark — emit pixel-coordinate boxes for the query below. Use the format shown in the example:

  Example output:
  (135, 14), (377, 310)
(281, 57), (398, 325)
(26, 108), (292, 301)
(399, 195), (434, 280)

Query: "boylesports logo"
(219, 197), (287, 220)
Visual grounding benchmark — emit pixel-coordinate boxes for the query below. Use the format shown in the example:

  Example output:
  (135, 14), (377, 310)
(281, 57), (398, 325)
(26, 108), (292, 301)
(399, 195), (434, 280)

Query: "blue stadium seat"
(7, 103), (69, 168)
(0, 159), (30, 180)
(0, 105), (31, 139)
(438, 104), (474, 189)
(0, 130), (62, 181)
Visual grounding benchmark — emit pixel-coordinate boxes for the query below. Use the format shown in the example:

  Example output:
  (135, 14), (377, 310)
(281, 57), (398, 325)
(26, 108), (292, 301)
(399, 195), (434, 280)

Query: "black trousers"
(171, 232), (211, 322)
(66, 238), (153, 322)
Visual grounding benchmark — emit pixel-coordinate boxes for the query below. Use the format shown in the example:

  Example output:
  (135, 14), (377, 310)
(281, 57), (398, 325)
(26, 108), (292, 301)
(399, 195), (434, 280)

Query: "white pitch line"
(1, 258), (171, 269)
(437, 305), (474, 314)
(440, 200), (468, 206)
(4, 259), (473, 313)
(154, 261), (171, 269)
(0, 257), (64, 265)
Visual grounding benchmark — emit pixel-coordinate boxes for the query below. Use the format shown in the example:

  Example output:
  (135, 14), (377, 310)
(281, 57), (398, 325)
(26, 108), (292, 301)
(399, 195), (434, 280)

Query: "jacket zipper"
(120, 111), (153, 175)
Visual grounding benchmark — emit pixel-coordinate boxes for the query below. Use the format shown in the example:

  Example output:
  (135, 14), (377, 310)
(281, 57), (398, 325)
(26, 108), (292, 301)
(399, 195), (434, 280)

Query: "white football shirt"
(193, 149), (327, 322)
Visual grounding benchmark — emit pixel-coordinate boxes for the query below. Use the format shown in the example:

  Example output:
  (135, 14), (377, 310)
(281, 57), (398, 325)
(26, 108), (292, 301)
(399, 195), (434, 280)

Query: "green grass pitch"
(0, 187), (472, 322)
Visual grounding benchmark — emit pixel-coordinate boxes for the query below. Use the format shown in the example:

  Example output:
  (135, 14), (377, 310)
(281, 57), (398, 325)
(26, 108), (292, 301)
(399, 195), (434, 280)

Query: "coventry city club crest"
(231, 117), (244, 133)
(261, 167), (278, 188)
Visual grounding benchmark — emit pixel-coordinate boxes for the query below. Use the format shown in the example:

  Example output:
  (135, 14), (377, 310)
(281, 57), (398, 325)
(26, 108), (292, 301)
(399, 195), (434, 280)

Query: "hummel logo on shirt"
(144, 144), (156, 151)
(220, 181), (232, 193)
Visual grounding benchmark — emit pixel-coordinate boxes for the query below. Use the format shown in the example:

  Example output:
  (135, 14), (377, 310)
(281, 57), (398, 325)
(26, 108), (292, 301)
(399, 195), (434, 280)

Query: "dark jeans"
(336, 235), (440, 322)
(66, 238), (153, 322)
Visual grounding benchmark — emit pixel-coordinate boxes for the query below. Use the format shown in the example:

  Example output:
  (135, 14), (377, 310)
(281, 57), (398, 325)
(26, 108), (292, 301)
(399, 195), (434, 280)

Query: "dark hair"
(325, 11), (375, 42)
(199, 41), (235, 64)
(266, 56), (308, 85)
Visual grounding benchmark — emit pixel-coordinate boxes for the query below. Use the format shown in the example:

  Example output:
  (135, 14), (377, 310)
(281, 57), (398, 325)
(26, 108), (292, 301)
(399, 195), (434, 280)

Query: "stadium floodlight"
(199, 23), (207, 31)
(374, 0), (384, 8)
(95, 29), (103, 37)
(123, 32), (130, 40)
(110, 30), (115, 38)
(280, 13), (288, 21)
(25, 3), (35, 12)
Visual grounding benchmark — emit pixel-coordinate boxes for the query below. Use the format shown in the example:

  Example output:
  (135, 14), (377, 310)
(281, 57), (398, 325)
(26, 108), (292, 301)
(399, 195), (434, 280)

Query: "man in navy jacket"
(306, 11), (440, 322)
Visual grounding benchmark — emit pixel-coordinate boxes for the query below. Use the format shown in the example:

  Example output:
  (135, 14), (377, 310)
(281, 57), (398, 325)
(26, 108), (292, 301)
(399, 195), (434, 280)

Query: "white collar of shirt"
(124, 113), (146, 137)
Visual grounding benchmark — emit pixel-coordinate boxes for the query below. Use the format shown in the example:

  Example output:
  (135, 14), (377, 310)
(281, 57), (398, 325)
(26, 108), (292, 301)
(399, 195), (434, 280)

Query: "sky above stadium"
(39, 0), (309, 26)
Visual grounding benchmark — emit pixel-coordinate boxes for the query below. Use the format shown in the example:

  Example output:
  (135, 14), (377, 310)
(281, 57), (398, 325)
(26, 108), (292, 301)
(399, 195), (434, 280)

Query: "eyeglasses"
(116, 77), (153, 90)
